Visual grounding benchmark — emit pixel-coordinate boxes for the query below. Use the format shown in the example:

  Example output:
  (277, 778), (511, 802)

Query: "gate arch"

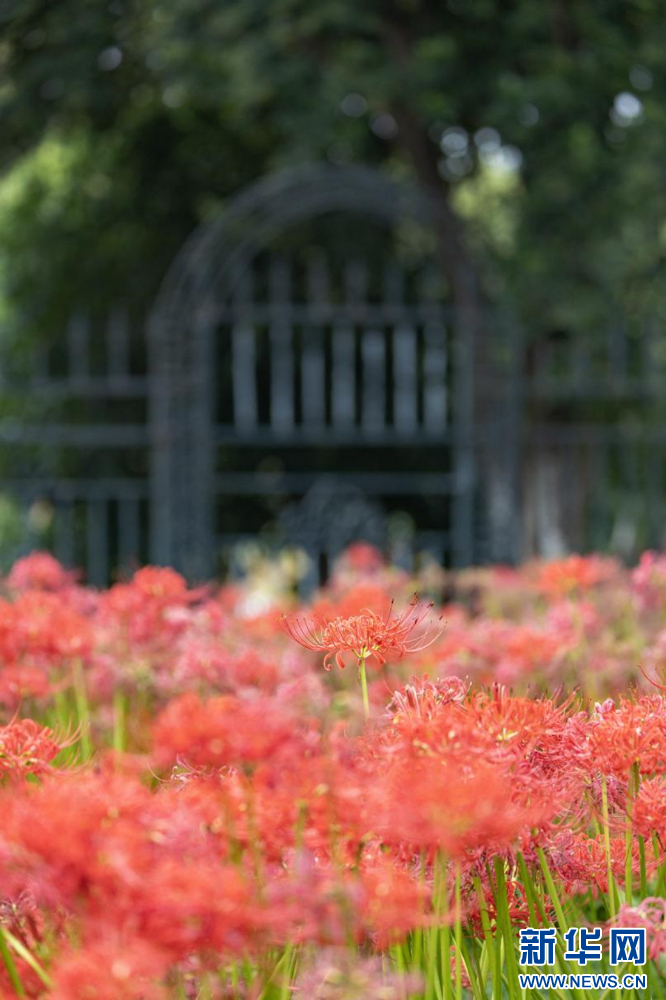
(148, 163), (495, 580)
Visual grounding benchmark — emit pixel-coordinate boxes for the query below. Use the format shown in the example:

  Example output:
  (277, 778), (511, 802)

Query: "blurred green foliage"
(0, 0), (665, 335)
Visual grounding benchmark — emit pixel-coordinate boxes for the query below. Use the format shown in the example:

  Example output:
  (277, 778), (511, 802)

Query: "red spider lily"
(534, 554), (619, 598)
(632, 551), (666, 612)
(467, 876), (537, 936)
(0, 591), (94, 666)
(169, 642), (281, 695)
(0, 717), (76, 781)
(0, 770), (268, 963)
(311, 582), (394, 623)
(5, 552), (79, 593)
(417, 617), (575, 687)
(549, 832), (644, 895)
(633, 776), (666, 838)
(376, 683), (576, 784)
(0, 664), (51, 709)
(266, 850), (426, 950)
(98, 567), (205, 648)
(151, 691), (308, 771)
(0, 772), (152, 909)
(249, 747), (367, 864)
(612, 898), (666, 961)
(365, 752), (560, 863)
(587, 694), (666, 777)
(280, 596), (442, 670)
(386, 675), (469, 719)
(359, 858), (429, 948)
(7, 542), (666, 994)
(266, 851), (365, 947)
(49, 938), (168, 1000)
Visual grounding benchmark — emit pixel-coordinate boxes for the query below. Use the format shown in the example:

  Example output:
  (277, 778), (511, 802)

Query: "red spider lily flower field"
(1, 547), (666, 998)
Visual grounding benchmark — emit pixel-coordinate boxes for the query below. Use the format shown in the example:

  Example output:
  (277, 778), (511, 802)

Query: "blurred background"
(0, 0), (665, 585)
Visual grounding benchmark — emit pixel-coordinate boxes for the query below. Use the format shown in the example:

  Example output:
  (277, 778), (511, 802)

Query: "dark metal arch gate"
(148, 163), (510, 581)
(2, 164), (663, 582)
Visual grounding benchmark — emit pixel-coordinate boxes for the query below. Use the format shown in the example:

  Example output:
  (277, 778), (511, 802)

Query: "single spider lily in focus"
(279, 596), (443, 718)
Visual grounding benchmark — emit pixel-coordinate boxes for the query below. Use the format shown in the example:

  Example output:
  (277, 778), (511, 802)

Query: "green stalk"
(601, 777), (618, 918)
(72, 658), (93, 760)
(411, 850), (428, 974)
(473, 875), (497, 1000)
(425, 860), (441, 1000)
(638, 835), (648, 898)
(440, 861), (452, 1000)
(536, 849), (567, 932)
(228, 961), (240, 1000)
(454, 865), (463, 1000)
(112, 688), (126, 753)
(358, 655), (370, 720)
(391, 942), (406, 977)
(3, 930), (52, 989)
(536, 849), (585, 1000)
(54, 687), (70, 733)
(653, 834), (666, 896)
(0, 926), (24, 997)
(625, 768), (635, 907)
(491, 860), (521, 1000)
(255, 943), (294, 1000)
(516, 853), (540, 927)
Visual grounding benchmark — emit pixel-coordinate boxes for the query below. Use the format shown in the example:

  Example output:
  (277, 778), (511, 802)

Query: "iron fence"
(0, 165), (662, 584)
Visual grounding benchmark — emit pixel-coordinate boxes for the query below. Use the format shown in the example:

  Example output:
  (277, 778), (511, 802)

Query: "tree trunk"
(384, 20), (520, 563)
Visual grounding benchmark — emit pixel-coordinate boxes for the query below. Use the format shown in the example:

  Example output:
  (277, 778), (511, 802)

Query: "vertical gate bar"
(53, 500), (76, 568)
(331, 325), (355, 429)
(385, 262), (416, 436)
(451, 296), (476, 568)
(644, 436), (662, 549)
(301, 328), (326, 427)
(393, 323), (418, 435)
(361, 330), (385, 435)
(563, 438), (583, 550)
(86, 499), (108, 586)
(488, 311), (524, 564)
(344, 258), (368, 307)
(383, 260), (405, 305)
(301, 254), (328, 428)
(269, 255), (294, 434)
(613, 432), (640, 557)
(592, 439), (612, 552)
(189, 307), (216, 580)
(148, 300), (179, 568)
(21, 493), (38, 560)
(106, 306), (131, 379)
(118, 498), (141, 571)
(67, 312), (90, 380)
(231, 267), (257, 431)
(423, 321), (448, 434)
(232, 323), (258, 431)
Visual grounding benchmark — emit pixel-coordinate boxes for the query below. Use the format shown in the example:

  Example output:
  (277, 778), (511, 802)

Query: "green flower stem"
(113, 688), (126, 754)
(72, 657), (93, 760)
(601, 777), (618, 918)
(2, 929), (52, 989)
(358, 656), (370, 719)
(0, 925), (24, 997)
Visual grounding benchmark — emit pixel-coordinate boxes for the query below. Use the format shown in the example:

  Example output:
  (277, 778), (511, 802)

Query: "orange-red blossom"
(279, 596), (442, 670)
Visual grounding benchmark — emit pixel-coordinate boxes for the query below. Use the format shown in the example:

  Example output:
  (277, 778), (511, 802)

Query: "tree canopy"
(1, 0), (665, 335)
